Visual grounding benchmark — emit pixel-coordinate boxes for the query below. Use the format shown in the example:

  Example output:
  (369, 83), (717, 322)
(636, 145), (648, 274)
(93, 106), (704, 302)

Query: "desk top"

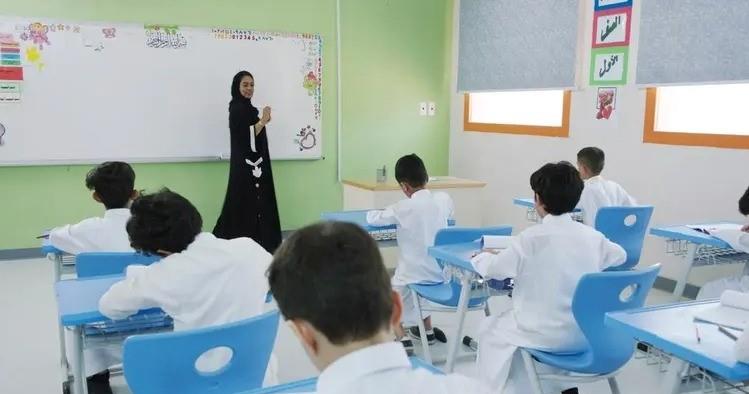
(428, 241), (481, 274)
(343, 176), (486, 192)
(513, 198), (582, 212)
(321, 210), (397, 233)
(243, 357), (443, 393)
(650, 223), (738, 249)
(56, 275), (123, 326)
(606, 300), (749, 382)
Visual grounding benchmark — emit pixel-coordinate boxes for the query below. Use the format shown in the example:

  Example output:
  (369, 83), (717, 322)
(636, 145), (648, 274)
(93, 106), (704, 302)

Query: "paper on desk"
(481, 235), (512, 251)
(687, 223), (743, 235)
(694, 290), (749, 330)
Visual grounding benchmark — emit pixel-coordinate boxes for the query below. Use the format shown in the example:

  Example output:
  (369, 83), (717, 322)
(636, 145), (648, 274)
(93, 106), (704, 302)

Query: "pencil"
(695, 325), (701, 343)
(718, 325), (738, 341)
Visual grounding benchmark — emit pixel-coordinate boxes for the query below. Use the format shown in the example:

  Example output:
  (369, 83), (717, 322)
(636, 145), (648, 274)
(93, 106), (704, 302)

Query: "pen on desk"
(695, 325), (701, 343)
(718, 325), (738, 341)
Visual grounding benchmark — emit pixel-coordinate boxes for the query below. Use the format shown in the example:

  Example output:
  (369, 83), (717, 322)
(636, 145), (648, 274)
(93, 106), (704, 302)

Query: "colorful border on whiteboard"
(594, 0), (632, 11)
(592, 7), (632, 48)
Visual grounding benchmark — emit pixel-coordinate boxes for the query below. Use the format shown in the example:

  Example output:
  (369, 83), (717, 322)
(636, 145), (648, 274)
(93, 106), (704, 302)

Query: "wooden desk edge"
(343, 179), (487, 191)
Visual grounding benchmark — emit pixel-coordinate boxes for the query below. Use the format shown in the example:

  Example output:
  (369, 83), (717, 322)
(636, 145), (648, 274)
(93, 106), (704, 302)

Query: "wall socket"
(428, 102), (436, 116)
(419, 102), (427, 116)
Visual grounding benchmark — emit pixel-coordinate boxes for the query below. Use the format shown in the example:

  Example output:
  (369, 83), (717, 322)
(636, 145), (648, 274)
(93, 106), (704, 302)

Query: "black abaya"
(214, 99), (282, 253)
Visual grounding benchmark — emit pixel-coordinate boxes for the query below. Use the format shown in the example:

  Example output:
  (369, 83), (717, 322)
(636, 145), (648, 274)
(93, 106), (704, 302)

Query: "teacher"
(214, 71), (282, 253)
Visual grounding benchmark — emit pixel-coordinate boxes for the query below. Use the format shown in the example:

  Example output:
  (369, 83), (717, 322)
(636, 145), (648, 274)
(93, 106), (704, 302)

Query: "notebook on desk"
(694, 290), (749, 331)
(480, 235), (512, 254)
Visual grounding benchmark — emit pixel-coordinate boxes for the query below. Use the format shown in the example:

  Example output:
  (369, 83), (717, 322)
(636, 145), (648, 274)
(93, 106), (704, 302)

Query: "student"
(267, 221), (492, 394)
(49, 162), (136, 394)
(98, 189), (277, 390)
(697, 186), (749, 299)
(471, 162), (626, 394)
(576, 147), (636, 226)
(366, 154), (454, 351)
(49, 161), (137, 254)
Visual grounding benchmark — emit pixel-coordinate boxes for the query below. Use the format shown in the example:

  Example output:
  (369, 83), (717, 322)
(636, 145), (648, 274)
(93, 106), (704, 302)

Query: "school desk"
(56, 275), (170, 394)
(606, 300), (749, 394)
(427, 241), (509, 373)
(649, 223), (749, 301)
(512, 197), (583, 223)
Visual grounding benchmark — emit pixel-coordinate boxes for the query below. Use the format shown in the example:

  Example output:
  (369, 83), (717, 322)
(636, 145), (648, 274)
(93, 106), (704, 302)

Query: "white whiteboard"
(0, 17), (323, 165)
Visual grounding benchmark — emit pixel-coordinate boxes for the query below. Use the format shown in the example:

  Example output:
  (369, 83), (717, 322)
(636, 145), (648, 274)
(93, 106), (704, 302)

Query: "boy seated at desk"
(471, 162), (626, 394)
(268, 221), (492, 394)
(366, 154), (454, 353)
(697, 185), (749, 299)
(49, 161), (136, 394)
(49, 161), (137, 254)
(576, 147), (637, 226)
(98, 189), (277, 391)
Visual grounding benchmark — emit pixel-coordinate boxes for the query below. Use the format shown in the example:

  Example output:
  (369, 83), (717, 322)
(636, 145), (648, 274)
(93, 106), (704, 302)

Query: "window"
(463, 90), (571, 137)
(644, 84), (749, 149)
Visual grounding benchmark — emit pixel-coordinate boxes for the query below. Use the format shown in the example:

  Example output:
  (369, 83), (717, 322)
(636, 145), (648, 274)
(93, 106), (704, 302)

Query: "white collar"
(542, 213), (574, 224)
(585, 175), (604, 184)
(103, 208), (131, 218)
(411, 189), (431, 199)
(316, 342), (411, 394)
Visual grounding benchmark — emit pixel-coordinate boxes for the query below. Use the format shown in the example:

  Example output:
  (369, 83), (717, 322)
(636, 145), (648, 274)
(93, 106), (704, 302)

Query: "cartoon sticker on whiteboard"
(25, 46), (44, 70)
(294, 125), (317, 151)
(102, 28), (116, 39)
(27, 22), (51, 49)
(302, 71), (319, 96)
(0, 123), (6, 146)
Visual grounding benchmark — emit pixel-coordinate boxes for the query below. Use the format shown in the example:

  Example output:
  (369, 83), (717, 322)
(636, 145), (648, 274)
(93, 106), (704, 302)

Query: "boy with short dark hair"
(366, 154), (454, 351)
(49, 161), (138, 254)
(268, 221), (491, 394)
(471, 162), (626, 393)
(576, 147), (636, 226)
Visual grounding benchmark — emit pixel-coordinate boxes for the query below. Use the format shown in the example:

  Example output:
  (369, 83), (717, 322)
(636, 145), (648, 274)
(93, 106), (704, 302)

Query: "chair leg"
(520, 350), (544, 394)
(483, 301), (492, 317)
(607, 377), (621, 394)
(413, 293), (432, 364)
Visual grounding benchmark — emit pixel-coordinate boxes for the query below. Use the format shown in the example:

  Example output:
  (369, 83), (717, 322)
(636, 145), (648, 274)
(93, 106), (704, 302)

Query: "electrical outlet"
(428, 102), (436, 116)
(419, 102), (427, 116)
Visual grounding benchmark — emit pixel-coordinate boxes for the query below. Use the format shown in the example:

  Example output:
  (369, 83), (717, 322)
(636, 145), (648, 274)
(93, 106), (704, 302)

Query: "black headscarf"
(230, 70), (259, 119)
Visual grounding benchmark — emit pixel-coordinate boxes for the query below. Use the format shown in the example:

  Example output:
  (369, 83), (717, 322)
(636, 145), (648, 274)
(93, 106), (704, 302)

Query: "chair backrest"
(434, 226), (513, 247)
(594, 206), (654, 270)
(123, 310), (280, 394)
(75, 252), (161, 278)
(571, 264), (660, 374)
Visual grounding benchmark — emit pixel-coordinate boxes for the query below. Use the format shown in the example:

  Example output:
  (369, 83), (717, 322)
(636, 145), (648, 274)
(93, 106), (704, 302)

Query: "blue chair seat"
(526, 348), (598, 374)
(409, 282), (488, 308)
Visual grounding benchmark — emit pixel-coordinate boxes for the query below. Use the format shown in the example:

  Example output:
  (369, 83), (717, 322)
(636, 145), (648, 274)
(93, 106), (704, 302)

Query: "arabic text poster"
(594, 0), (632, 11)
(592, 7), (631, 48)
(590, 46), (628, 85)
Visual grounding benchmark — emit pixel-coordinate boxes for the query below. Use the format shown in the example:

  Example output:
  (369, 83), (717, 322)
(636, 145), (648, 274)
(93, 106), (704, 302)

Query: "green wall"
(0, 0), (453, 249)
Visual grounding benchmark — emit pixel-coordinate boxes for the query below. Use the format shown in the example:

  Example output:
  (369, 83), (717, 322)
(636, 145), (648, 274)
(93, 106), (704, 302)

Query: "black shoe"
(87, 369), (113, 394)
(408, 326), (448, 345)
(561, 388), (579, 394)
(433, 327), (447, 343)
(401, 338), (415, 356)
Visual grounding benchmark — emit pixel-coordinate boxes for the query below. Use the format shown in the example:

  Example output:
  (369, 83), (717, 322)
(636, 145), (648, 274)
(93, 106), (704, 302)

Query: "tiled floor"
(0, 257), (715, 393)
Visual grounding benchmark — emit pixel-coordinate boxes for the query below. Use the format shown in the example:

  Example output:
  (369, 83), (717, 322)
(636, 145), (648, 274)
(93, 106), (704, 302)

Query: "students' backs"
(49, 208), (133, 254)
(578, 175), (636, 226)
(314, 342), (491, 394)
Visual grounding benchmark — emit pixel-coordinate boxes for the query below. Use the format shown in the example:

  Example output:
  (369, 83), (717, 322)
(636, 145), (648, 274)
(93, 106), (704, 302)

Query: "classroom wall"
(0, 0), (453, 250)
(448, 0), (749, 287)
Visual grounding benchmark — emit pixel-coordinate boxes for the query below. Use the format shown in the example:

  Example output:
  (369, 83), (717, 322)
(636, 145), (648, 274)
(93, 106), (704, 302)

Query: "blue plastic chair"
(520, 264), (661, 394)
(75, 252), (161, 278)
(408, 226), (513, 364)
(594, 206), (654, 271)
(244, 356), (443, 393)
(123, 310), (280, 394)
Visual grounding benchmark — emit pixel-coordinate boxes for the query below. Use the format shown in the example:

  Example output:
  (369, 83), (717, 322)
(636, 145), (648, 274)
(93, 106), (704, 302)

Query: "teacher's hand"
(262, 106), (272, 124)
